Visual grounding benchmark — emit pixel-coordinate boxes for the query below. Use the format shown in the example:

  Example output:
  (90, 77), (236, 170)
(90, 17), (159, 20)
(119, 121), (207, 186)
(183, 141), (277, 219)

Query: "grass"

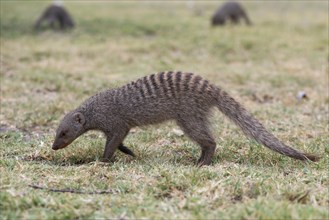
(1, 1), (328, 219)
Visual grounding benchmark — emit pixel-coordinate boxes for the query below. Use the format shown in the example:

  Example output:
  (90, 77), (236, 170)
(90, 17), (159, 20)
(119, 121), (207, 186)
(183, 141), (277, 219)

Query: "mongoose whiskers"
(52, 71), (319, 165)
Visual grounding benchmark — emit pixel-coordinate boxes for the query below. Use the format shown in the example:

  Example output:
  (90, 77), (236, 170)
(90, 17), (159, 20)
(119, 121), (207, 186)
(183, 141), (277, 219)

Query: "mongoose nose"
(52, 141), (69, 150)
(52, 142), (60, 150)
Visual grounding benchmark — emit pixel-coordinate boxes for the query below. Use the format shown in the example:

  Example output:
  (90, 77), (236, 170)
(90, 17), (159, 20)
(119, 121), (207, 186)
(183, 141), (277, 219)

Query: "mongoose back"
(52, 71), (319, 165)
(212, 1), (252, 26)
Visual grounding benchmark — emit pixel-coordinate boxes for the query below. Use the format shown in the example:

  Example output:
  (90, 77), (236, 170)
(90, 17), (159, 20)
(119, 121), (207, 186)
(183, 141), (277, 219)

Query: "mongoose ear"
(74, 112), (86, 125)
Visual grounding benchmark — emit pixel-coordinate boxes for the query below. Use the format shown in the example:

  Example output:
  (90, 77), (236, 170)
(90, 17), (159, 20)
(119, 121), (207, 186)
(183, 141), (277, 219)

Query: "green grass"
(1, 1), (328, 219)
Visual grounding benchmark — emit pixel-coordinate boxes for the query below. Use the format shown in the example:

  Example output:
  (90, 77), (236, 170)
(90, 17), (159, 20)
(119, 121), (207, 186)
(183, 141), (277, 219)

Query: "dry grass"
(1, 1), (328, 219)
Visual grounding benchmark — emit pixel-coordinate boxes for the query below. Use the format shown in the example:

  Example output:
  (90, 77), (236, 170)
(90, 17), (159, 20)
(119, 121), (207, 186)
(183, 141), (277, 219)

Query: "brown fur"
(52, 72), (319, 165)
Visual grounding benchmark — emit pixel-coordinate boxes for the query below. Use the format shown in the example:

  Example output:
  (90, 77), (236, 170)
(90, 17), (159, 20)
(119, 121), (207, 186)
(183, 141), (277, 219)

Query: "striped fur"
(53, 71), (319, 165)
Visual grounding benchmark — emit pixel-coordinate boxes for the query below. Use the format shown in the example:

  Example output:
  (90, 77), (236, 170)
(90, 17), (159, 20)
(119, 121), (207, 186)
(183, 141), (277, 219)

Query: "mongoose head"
(52, 112), (86, 150)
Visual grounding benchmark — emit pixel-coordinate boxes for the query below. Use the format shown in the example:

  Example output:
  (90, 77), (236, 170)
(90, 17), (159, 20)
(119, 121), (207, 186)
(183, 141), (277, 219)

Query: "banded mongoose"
(52, 71), (319, 165)
(212, 2), (252, 26)
(34, 4), (74, 30)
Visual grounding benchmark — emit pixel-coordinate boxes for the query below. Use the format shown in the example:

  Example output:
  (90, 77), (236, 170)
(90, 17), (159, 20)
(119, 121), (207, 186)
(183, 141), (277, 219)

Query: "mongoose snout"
(52, 140), (69, 150)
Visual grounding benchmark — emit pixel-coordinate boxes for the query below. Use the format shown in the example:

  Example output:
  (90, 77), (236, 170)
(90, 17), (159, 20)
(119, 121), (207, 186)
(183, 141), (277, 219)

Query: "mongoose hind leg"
(176, 116), (216, 166)
(197, 139), (216, 166)
(230, 15), (240, 24)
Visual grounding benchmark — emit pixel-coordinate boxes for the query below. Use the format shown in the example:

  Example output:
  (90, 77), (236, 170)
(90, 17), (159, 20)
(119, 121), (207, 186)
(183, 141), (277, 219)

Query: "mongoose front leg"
(102, 130), (129, 162)
(118, 143), (135, 157)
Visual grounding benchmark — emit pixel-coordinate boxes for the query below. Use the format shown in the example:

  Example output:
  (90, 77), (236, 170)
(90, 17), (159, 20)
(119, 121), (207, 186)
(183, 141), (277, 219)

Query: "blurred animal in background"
(211, 1), (252, 26)
(34, 1), (74, 30)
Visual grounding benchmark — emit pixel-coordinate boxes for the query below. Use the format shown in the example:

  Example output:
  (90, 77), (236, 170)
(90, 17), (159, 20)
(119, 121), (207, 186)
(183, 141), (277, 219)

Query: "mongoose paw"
(100, 158), (111, 163)
(197, 159), (212, 167)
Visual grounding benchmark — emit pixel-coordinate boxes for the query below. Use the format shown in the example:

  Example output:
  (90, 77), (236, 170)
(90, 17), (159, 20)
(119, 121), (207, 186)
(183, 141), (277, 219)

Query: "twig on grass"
(28, 184), (116, 194)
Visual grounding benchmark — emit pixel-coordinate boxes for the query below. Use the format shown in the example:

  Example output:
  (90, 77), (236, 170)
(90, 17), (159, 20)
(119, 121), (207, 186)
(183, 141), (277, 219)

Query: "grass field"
(1, 1), (328, 219)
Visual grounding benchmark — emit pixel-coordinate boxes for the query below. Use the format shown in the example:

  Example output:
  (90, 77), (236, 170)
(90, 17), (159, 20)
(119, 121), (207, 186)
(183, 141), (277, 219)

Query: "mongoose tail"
(216, 90), (320, 162)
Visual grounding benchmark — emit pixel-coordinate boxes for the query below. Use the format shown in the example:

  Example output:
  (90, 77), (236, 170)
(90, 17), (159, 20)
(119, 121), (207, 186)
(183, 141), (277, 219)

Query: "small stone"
(172, 128), (184, 137)
(297, 91), (308, 101)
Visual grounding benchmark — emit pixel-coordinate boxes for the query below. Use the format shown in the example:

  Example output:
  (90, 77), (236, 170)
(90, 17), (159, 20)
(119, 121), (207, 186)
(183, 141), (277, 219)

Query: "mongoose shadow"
(50, 151), (135, 166)
(212, 1), (252, 26)
(34, 4), (74, 30)
(52, 72), (319, 166)
(23, 144), (134, 166)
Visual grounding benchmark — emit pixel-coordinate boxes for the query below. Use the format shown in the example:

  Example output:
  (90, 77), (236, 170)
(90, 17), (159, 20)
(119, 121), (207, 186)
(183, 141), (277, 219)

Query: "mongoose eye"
(60, 132), (66, 137)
